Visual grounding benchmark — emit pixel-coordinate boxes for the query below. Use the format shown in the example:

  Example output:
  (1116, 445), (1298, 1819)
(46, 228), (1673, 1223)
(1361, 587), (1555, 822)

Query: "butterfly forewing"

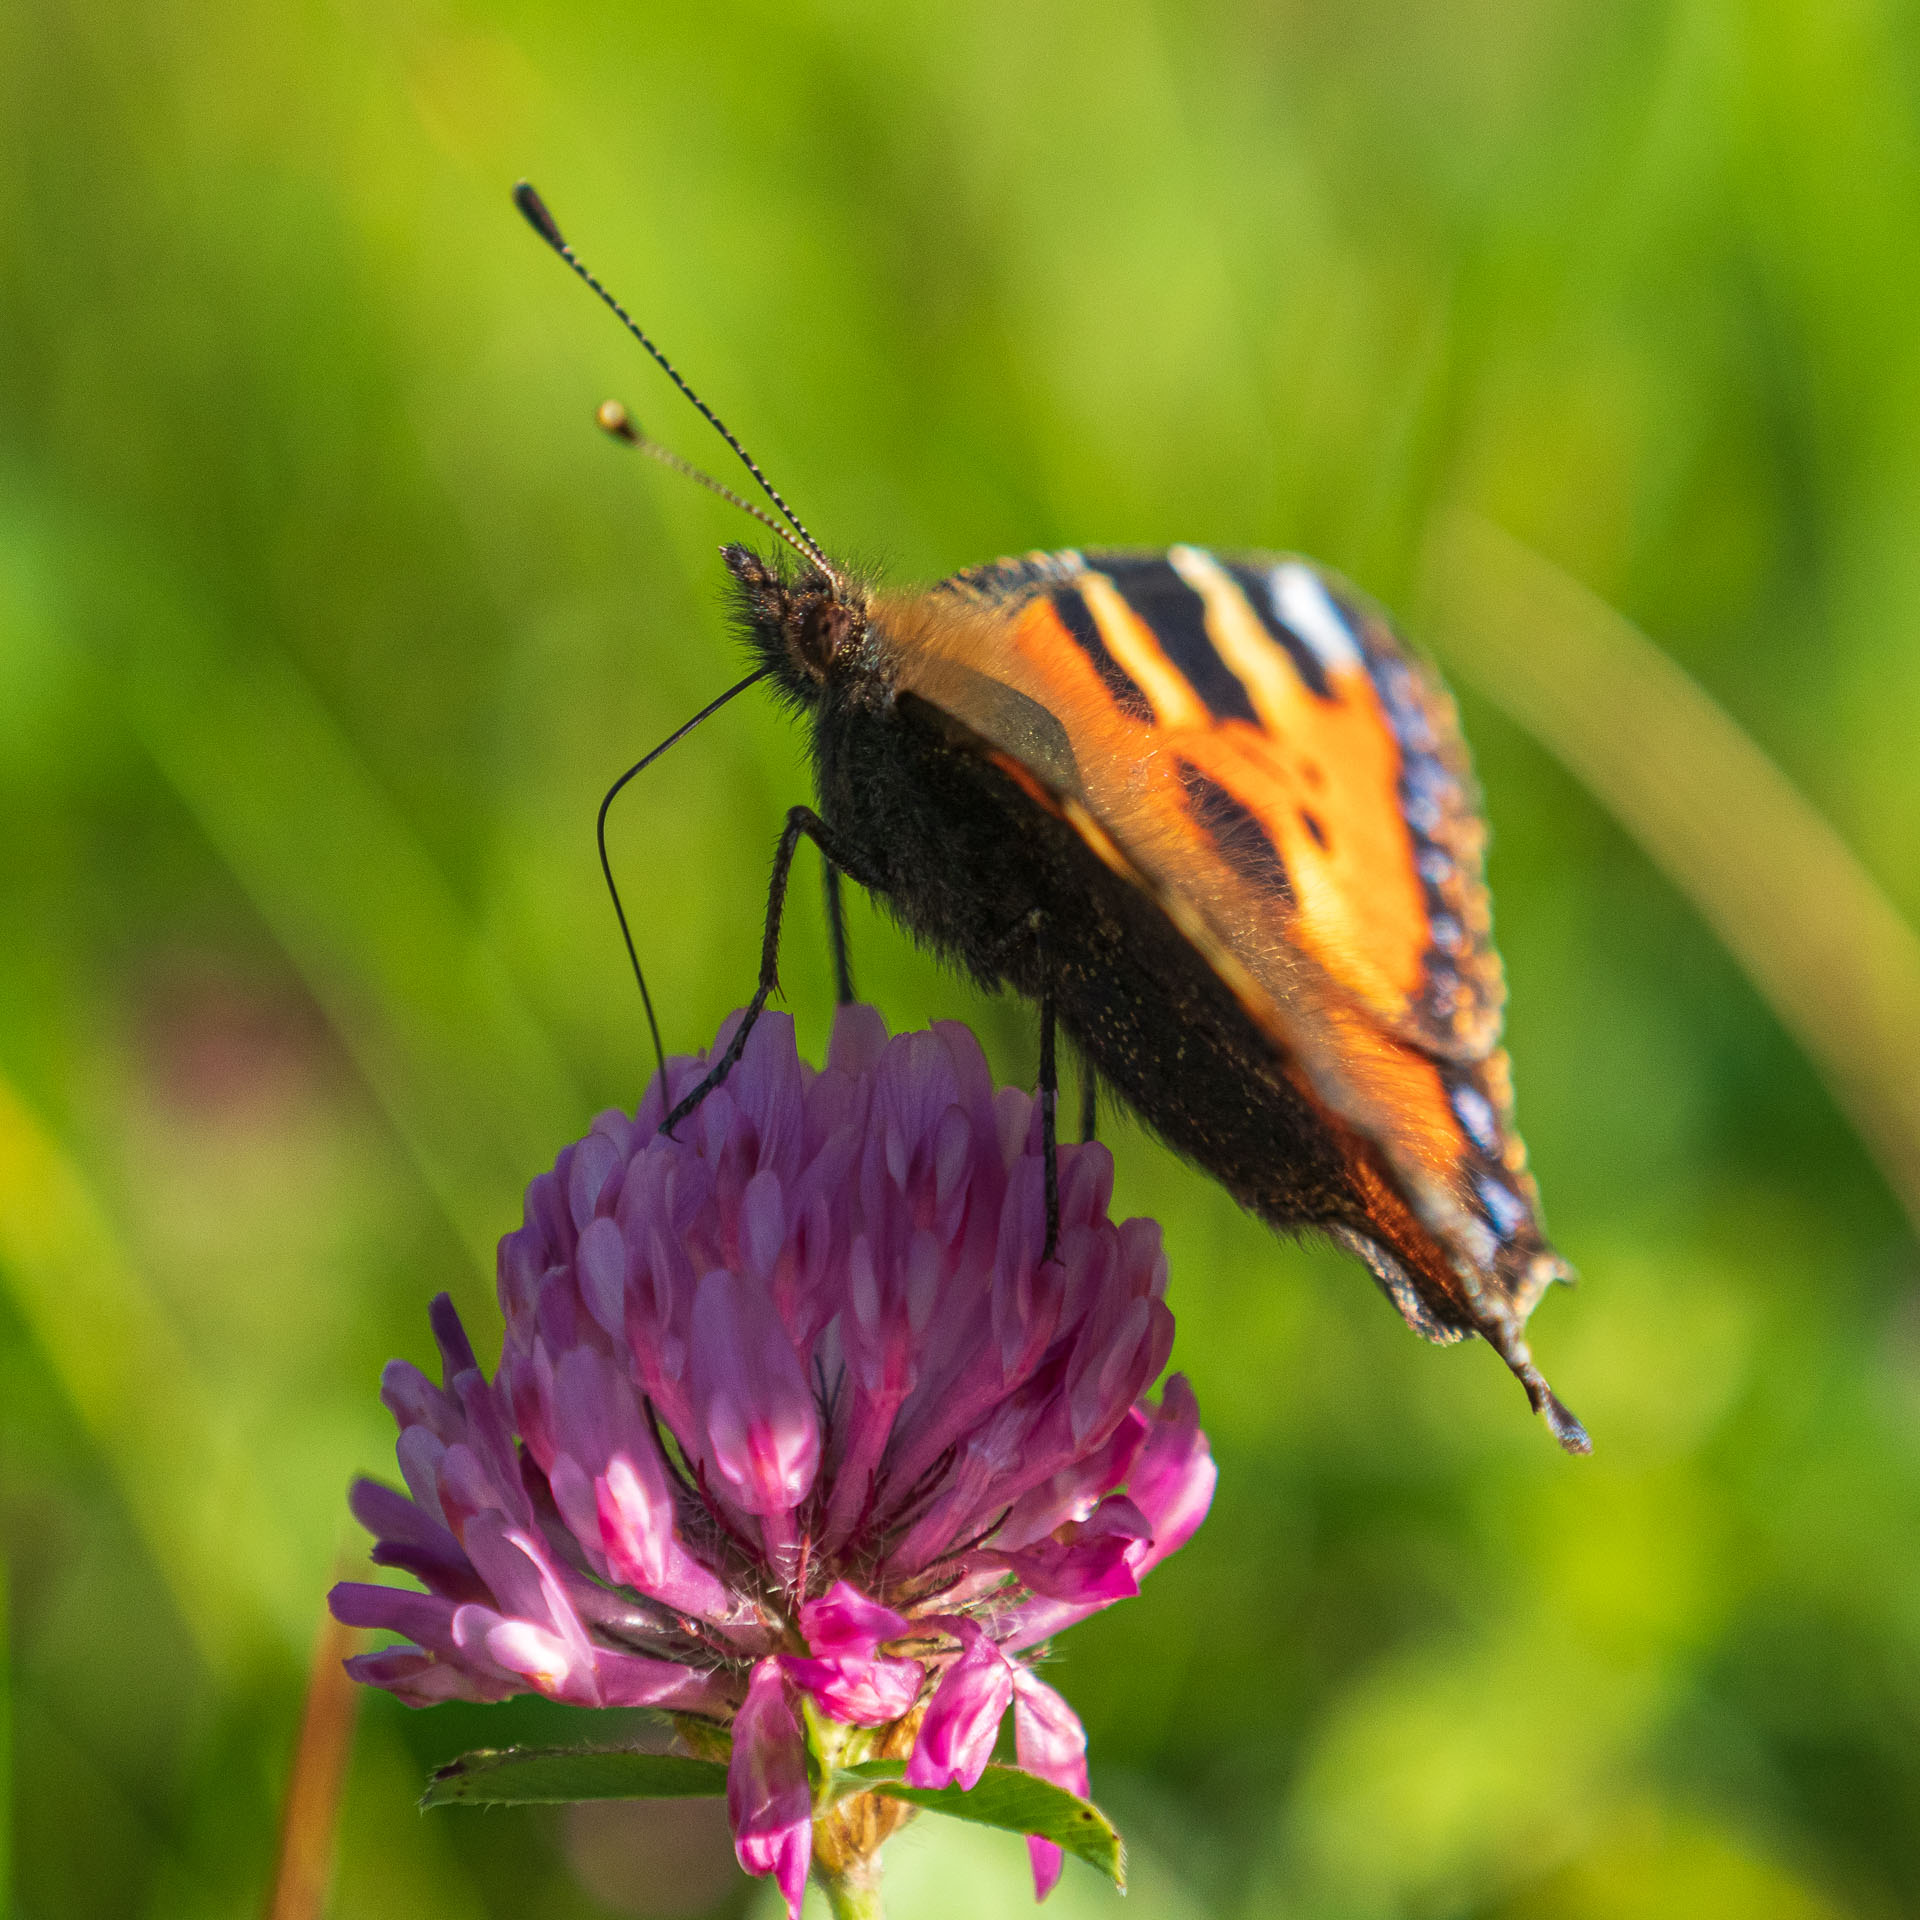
(877, 547), (1565, 1337)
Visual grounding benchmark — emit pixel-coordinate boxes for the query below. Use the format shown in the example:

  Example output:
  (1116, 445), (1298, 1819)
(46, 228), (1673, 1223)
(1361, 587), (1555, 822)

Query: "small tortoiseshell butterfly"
(515, 184), (1587, 1453)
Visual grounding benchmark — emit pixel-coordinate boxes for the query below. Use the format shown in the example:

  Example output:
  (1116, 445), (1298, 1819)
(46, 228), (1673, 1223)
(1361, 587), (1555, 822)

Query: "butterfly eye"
(798, 598), (856, 673)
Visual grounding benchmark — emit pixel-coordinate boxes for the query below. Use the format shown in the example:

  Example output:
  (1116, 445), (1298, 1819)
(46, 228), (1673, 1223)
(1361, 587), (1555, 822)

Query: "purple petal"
(452, 1370), (533, 1525)
(330, 1580), (524, 1705)
(993, 1409), (1149, 1551)
(1013, 1670), (1090, 1900)
(582, 1445), (667, 1576)
(367, 1536), (488, 1605)
(799, 1581), (911, 1658)
(524, 1164), (574, 1263)
(595, 1455), (734, 1618)
(481, 1616), (596, 1700)
(739, 1168), (786, 1282)
(1128, 1375), (1216, 1576)
(828, 1000), (890, 1077)
(329, 1579), (458, 1651)
(349, 1475), (459, 1553)
(432, 1440), (517, 1537)
(781, 1649), (923, 1726)
(380, 1359), (453, 1437)
(996, 1497), (1149, 1604)
(567, 1131), (622, 1231)
(728, 1011), (808, 1175)
(929, 1020), (996, 1132)
(688, 1269), (820, 1517)
(342, 1646), (516, 1707)
(993, 1085), (1033, 1167)
(1056, 1140), (1115, 1235)
(575, 1216), (629, 1338)
(992, 1157), (1051, 1372)
(587, 1646), (732, 1714)
(428, 1293), (481, 1384)
(991, 1594), (1099, 1656)
(727, 1659), (813, 1920)
(1066, 1295), (1150, 1446)
(542, 1345), (735, 1619)
(497, 1225), (547, 1322)
(887, 1392), (1044, 1575)
(907, 1619), (1014, 1790)
(492, 1522), (590, 1640)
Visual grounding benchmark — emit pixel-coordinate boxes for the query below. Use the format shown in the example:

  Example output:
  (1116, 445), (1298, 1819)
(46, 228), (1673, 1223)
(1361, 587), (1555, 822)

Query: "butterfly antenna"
(600, 666), (773, 1088)
(594, 401), (824, 571)
(513, 181), (835, 575)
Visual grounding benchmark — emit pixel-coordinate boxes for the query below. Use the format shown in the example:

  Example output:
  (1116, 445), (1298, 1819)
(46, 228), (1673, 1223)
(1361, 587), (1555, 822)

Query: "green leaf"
(422, 1745), (729, 1809)
(831, 1761), (1125, 1888)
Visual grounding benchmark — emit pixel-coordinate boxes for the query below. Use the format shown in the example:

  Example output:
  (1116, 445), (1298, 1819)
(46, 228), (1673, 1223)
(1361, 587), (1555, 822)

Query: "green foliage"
(831, 1761), (1125, 1889)
(417, 1744), (1126, 1891)
(4, 2), (1920, 1918)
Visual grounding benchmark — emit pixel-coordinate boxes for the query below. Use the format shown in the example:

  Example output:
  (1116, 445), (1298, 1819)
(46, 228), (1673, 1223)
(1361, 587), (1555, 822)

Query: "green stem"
(815, 1855), (885, 1920)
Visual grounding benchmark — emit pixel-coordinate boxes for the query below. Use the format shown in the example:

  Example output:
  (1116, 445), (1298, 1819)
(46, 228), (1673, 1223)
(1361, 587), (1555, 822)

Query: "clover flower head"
(333, 1006), (1214, 1913)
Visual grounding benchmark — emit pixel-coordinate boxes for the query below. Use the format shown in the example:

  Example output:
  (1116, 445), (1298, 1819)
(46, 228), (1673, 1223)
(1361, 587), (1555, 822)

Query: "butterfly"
(514, 184), (1587, 1453)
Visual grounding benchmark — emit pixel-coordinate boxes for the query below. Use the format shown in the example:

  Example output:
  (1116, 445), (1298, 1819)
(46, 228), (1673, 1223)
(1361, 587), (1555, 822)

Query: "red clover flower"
(333, 1006), (1214, 1915)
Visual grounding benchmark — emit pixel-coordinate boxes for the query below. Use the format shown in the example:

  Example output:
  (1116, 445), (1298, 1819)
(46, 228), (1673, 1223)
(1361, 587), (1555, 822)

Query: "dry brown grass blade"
(265, 1603), (365, 1920)
(1420, 510), (1920, 1239)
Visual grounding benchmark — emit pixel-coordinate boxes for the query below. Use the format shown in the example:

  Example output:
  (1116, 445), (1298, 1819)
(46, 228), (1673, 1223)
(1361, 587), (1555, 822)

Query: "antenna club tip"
(597, 399), (642, 443)
(512, 180), (567, 250)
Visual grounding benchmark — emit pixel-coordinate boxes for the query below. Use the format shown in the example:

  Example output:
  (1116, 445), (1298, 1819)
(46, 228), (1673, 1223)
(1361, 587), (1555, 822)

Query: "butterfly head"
(725, 543), (872, 703)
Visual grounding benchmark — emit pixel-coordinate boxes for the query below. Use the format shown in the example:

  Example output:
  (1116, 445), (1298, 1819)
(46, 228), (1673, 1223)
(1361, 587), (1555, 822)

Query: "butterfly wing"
(879, 548), (1580, 1442)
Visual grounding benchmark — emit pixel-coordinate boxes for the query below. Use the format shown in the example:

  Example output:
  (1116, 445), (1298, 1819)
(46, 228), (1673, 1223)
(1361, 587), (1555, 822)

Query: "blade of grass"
(1421, 511), (1920, 1235)
(265, 1601), (365, 1920)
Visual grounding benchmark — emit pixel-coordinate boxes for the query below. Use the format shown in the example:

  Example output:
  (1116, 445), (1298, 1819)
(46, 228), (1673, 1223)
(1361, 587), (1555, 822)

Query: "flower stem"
(815, 1857), (885, 1920)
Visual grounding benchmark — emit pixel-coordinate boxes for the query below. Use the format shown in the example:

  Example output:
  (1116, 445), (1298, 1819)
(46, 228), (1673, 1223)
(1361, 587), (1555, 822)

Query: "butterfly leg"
(986, 907), (1062, 1259)
(1488, 1317), (1593, 1454)
(1038, 977), (1061, 1265)
(1079, 1061), (1098, 1144)
(822, 859), (855, 1006)
(662, 805), (870, 1136)
(947, 901), (1064, 1256)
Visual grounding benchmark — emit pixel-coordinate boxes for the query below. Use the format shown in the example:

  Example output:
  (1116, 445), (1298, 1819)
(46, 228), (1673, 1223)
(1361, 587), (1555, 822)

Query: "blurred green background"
(6, 0), (1920, 1915)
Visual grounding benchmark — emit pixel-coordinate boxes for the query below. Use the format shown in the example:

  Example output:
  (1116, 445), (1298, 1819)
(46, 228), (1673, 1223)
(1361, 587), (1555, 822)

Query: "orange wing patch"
(1161, 546), (1430, 1031)
(1073, 572), (1211, 730)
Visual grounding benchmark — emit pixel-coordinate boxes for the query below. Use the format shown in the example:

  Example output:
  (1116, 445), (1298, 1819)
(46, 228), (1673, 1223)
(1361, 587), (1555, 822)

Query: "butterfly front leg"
(662, 805), (876, 1137)
(822, 859), (855, 1006)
